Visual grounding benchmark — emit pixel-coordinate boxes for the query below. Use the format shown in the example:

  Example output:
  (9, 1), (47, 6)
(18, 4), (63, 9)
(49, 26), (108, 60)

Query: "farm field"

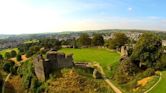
(149, 71), (166, 93)
(59, 48), (120, 77)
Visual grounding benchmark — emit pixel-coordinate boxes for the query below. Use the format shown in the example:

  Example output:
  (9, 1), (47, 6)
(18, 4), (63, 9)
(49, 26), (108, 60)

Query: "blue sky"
(0, 0), (166, 34)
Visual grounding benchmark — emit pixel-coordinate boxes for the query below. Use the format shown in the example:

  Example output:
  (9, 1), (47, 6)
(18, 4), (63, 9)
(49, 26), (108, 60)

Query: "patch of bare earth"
(133, 76), (153, 91)
(21, 55), (28, 62)
(5, 75), (25, 93)
(10, 55), (28, 66)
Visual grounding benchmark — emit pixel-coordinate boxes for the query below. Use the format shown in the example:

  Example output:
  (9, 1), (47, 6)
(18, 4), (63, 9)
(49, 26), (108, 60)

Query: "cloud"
(128, 7), (132, 11)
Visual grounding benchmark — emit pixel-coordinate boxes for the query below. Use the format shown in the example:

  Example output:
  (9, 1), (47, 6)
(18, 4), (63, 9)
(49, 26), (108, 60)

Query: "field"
(149, 71), (166, 93)
(0, 48), (18, 57)
(59, 48), (120, 77)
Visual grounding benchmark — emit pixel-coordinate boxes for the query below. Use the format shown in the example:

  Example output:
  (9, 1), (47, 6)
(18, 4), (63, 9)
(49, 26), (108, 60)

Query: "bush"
(114, 58), (140, 84)
(30, 77), (42, 93)
(11, 50), (17, 57)
(3, 60), (15, 73)
(16, 54), (22, 61)
(155, 54), (166, 70)
(5, 52), (11, 59)
(26, 51), (33, 58)
(0, 54), (4, 60)
(142, 68), (155, 78)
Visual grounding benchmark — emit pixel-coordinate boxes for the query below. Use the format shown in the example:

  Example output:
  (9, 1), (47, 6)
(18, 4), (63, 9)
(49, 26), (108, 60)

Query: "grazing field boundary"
(144, 72), (161, 93)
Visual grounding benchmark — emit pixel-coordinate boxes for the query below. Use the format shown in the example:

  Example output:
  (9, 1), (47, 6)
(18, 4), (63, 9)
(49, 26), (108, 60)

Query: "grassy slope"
(0, 48), (18, 57)
(59, 48), (120, 77)
(47, 69), (114, 93)
(150, 71), (166, 93)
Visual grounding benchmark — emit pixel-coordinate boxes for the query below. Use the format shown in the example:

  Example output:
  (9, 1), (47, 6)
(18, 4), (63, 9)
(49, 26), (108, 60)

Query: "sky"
(0, 0), (166, 34)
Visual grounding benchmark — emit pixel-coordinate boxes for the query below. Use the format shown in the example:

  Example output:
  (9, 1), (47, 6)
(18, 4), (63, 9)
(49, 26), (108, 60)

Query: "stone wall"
(120, 46), (128, 57)
(33, 51), (74, 81)
(33, 55), (46, 81)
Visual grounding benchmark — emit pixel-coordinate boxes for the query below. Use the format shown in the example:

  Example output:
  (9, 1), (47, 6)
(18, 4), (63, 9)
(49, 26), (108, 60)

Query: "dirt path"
(2, 73), (11, 93)
(92, 63), (122, 93)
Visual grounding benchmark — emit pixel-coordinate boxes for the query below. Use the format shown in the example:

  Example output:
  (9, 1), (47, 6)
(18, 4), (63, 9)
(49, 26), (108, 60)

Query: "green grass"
(0, 48), (18, 57)
(59, 48), (120, 77)
(149, 71), (166, 93)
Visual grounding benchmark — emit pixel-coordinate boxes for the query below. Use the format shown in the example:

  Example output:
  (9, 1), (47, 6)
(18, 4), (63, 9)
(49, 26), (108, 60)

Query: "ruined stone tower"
(33, 51), (74, 81)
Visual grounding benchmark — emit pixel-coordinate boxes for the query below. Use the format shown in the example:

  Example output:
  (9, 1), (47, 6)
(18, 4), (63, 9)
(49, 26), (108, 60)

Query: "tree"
(11, 50), (17, 57)
(39, 38), (61, 50)
(16, 54), (22, 61)
(26, 51), (33, 58)
(5, 52), (11, 59)
(92, 34), (104, 46)
(109, 33), (128, 49)
(78, 33), (91, 47)
(114, 58), (139, 84)
(130, 33), (162, 68)
(0, 54), (3, 60)
(29, 45), (40, 54)
(3, 60), (15, 73)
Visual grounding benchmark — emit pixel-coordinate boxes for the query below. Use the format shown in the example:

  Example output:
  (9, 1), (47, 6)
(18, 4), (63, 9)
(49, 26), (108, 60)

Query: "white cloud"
(128, 7), (132, 11)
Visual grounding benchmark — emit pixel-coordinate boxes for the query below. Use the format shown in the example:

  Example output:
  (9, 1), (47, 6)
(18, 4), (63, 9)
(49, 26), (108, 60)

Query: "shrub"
(155, 54), (166, 70)
(16, 54), (22, 61)
(0, 54), (4, 60)
(114, 58), (140, 84)
(5, 52), (11, 59)
(11, 50), (17, 57)
(30, 77), (42, 93)
(142, 68), (155, 78)
(3, 60), (15, 73)
(26, 51), (33, 58)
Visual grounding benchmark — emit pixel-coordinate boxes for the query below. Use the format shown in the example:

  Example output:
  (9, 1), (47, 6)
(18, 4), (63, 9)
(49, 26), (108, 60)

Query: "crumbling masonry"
(33, 51), (74, 81)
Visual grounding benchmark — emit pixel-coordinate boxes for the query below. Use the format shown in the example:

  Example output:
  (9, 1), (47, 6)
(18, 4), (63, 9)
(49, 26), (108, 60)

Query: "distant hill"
(0, 29), (165, 40)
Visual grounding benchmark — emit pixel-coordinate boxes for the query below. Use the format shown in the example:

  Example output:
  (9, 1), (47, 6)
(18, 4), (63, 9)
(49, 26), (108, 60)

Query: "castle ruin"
(33, 51), (74, 81)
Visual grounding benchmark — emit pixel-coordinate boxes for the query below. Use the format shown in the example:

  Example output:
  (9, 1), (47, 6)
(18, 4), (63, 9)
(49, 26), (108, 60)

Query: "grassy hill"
(149, 71), (166, 93)
(59, 48), (120, 77)
(47, 69), (114, 93)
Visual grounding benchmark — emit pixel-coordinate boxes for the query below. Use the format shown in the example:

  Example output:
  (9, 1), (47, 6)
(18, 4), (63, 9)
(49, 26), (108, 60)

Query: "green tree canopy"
(78, 33), (91, 46)
(92, 34), (104, 46)
(130, 33), (162, 68)
(11, 50), (17, 57)
(0, 54), (3, 60)
(5, 52), (11, 59)
(109, 33), (128, 49)
(16, 54), (22, 61)
(26, 51), (33, 58)
(3, 60), (15, 73)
